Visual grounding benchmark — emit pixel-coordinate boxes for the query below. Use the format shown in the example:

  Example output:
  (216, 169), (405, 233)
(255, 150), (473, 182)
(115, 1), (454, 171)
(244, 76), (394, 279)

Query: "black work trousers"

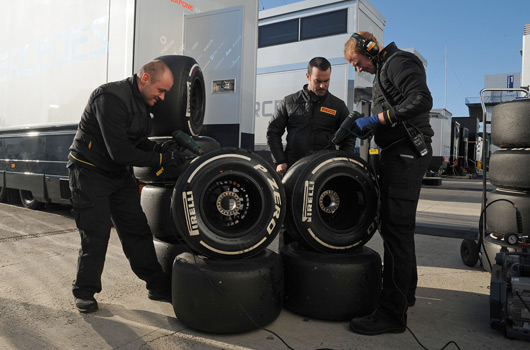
(68, 164), (169, 299)
(376, 141), (432, 322)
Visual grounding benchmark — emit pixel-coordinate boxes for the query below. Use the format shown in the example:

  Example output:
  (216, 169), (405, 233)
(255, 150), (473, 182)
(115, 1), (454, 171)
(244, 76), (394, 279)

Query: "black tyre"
(133, 136), (220, 183)
(489, 149), (530, 189)
(491, 98), (530, 148)
(486, 189), (529, 239)
(19, 190), (43, 210)
(171, 148), (286, 259)
(141, 184), (184, 242)
(172, 249), (283, 333)
(150, 55), (205, 136)
(282, 150), (379, 253)
(281, 242), (381, 321)
(153, 238), (190, 275)
(460, 239), (479, 267)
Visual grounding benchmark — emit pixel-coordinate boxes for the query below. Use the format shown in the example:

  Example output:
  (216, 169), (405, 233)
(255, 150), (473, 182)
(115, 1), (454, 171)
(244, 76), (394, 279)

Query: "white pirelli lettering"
(182, 191), (199, 236)
(302, 180), (314, 222)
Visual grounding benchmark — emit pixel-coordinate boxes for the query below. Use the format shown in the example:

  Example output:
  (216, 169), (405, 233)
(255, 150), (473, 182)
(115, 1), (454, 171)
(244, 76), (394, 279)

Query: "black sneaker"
(350, 310), (406, 336)
(148, 290), (172, 303)
(75, 297), (98, 313)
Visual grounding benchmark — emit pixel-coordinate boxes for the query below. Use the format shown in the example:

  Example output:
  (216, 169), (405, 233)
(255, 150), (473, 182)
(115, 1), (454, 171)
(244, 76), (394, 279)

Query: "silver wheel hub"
(216, 191), (242, 216)
(319, 190), (340, 214)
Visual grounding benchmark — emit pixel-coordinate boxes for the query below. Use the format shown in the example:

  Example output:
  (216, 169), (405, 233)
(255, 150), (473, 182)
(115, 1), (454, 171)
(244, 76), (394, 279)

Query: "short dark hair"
(138, 60), (170, 82)
(308, 57), (331, 75)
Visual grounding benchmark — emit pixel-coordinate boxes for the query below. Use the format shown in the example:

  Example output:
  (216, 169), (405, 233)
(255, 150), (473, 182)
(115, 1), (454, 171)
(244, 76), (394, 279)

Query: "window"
(300, 9), (347, 41)
(258, 19), (299, 48)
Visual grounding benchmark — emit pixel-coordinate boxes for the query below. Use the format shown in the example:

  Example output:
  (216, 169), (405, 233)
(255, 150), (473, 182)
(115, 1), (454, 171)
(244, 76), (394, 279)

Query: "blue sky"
(259, 0), (530, 117)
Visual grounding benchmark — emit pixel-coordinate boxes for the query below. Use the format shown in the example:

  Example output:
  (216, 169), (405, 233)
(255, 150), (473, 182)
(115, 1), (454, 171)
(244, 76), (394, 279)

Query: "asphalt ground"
(0, 177), (529, 350)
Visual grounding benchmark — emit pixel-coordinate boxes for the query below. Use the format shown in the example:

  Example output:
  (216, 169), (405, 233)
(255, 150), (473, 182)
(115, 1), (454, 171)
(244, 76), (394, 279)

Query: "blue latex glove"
(354, 114), (381, 131)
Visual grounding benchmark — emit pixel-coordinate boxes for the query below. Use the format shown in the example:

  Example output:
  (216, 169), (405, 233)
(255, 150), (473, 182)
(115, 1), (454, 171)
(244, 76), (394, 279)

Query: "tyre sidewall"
(284, 150), (379, 252)
(172, 148), (286, 259)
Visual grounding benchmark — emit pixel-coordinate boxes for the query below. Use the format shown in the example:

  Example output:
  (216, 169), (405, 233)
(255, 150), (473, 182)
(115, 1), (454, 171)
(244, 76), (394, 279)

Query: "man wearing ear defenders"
(344, 32), (434, 335)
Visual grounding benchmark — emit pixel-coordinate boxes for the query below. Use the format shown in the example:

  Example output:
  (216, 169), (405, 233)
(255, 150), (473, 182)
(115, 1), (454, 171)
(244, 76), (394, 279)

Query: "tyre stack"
(280, 150), (382, 321)
(132, 55), (213, 280)
(133, 55), (288, 333)
(483, 98), (530, 271)
(169, 148), (287, 333)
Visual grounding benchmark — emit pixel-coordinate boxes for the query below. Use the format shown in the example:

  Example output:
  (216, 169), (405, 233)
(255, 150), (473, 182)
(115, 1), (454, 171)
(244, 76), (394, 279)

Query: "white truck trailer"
(0, 0), (258, 207)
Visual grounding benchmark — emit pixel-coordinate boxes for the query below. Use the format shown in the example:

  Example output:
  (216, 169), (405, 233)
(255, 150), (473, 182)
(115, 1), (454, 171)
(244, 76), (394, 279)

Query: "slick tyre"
(133, 136), (220, 183)
(486, 189), (530, 239)
(171, 148), (286, 259)
(153, 238), (190, 275)
(172, 249), (283, 333)
(281, 242), (381, 321)
(491, 98), (530, 147)
(489, 149), (530, 189)
(141, 184), (184, 242)
(282, 150), (379, 252)
(151, 55), (206, 136)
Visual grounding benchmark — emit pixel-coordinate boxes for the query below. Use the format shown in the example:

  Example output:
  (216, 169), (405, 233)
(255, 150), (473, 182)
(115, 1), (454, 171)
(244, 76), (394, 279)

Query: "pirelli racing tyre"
(486, 189), (529, 241)
(282, 150), (379, 253)
(19, 190), (43, 210)
(172, 249), (283, 333)
(171, 148), (286, 259)
(151, 55), (205, 136)
(153, 238), (190, 275)
(281, 242), (381, 321)
(133, 136), (220, 183)
(491, 98), (530, 148)
(489, 149), (530, 190)
(141, 184), (185, 242)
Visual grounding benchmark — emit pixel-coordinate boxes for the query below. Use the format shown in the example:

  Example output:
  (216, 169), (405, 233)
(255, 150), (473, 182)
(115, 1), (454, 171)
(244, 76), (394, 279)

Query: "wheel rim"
(201, 172), (263, 237)
(314, 173), (371, 231)
(189, 75), (205, 134)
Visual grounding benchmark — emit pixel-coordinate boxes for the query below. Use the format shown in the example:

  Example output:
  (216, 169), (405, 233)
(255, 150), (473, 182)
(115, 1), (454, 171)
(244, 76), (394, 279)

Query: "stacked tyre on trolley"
(480, 98), (530, 340)
(137, 56), (382, 333)
(480, 98), (530, 270)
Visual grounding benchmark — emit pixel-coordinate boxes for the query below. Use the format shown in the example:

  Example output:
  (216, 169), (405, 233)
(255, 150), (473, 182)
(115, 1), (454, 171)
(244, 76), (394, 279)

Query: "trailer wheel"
(133, 136), (220, 183)
(0, 185), (6, 203)
(460, 239), (479, 267)
(19, 190), (43, 210)
(489, 149), (530, 190)
(171, 148), (286, 259)
(282, 150), (379, 252)
(172, 249), (283, 333)
(151, 55), (205, 136)
(486, 189), (529, 238)
(491, 98), (530, 148)
(281, 242), (381, 321)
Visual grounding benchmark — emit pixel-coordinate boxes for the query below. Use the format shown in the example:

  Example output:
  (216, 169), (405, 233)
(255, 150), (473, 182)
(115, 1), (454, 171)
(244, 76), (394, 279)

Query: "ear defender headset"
(350, 32), (379, 59)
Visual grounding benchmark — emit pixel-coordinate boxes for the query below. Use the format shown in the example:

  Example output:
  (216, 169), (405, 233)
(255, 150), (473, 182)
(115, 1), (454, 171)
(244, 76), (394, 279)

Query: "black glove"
(161, 149), (185, 170)
(154, 140), (177, 153)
